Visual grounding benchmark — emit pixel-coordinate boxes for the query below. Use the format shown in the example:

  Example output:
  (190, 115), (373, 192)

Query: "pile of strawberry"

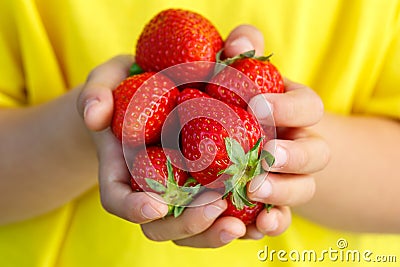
(111, 9), (285, 224)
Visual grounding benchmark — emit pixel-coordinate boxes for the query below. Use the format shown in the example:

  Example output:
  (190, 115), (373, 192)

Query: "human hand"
(220, 25), (330, 239)
(76, 55), (237, 248)
(76, 24), (329, 248)
(140, 25), (329, 244)
(244, 77), (329, 237)
(77, 55), (170, 223)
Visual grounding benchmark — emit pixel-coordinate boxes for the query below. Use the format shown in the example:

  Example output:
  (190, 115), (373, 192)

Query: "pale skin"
(0, 25), (399, 247)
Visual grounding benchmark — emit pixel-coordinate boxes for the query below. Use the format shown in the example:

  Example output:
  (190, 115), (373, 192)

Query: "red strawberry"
(135, 9), (223, 84)
(130, 146), (188, 191)
(111, 72), (179, 146)
(130, 146), (199, 217)
(178, 89), (265, 188)
(206, 50), (285, 109)
(222, 192), (266, 225)
(177, 82), (208, 91)
(177, 88), (275, 224)
(176, 87), (211, 104)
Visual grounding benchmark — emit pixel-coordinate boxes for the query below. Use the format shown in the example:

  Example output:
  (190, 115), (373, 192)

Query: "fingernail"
(252, 231), (265, 240)
(250, 177), (272, 201)
(83, 98), (99, 119)
(248, 174), (266, 193)
(220, 231), (239, 244)
(141, 204), (163, 220)
(263, 213), (279, 233)
(250, 96), (272, 120)
(272, 146), (287, 168)
(204, 204), (224, 220)
(229, 37), (254, 53)
(264, 142), (287, 169)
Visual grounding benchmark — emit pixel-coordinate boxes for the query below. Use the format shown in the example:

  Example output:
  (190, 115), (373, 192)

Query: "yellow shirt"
(0, 0), (399, 266)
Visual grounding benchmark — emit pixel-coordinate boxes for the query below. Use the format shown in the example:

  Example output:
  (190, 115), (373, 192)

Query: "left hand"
(222, 25), (330, 239)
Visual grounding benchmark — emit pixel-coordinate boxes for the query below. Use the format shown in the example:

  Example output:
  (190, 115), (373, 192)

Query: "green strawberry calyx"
(145, 158), (201, 218)
(219, 137), (275, 210)
(129, 63), (144, 76)
(219, 49), (273, 65)
(214, 49), (273, 75)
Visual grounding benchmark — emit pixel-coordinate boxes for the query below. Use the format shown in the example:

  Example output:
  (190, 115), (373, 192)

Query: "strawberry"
(221, 192), (266, 225)
(176, 87), (211, 104)
(177, 89), (265, 188)
(130, 146), (200, 217)
(111, 72), (179, 147)
(130, 146), (188, 191)
(177, 88), (275, 224)
(206, 50), (285, 109)
(135, 9), (223, 84)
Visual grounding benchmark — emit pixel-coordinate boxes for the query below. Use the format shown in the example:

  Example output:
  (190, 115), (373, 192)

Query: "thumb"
(223, 24), (265, 58)
(77, 55), (134, 131)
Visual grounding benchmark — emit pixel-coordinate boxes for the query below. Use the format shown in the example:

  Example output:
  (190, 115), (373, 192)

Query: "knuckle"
(321, 141), (331, 167)
(306, 88), (324, 123)
(275, 207), (292, 234)
(270, 182), (296, 206)
(318, 152), (330, 173)
(181, 221), (204, 236)
(282, 95), (297, 123)
(313, 138), (331, 172)
(141, 226), (165, 242)
(86, 66), (101, 83)
(274, 175), (315, 206)
(316, 97), (325, 119)
(124, 206), (142, 224)
(300, 176), (316, 204)
(295, 145), (310, 173)
(269, 177), (291, 206)
(283, 182), (297, 206)
(99, 193), (115, 216)
(307, 178), (317, 200)
(296, 175), (316, 206)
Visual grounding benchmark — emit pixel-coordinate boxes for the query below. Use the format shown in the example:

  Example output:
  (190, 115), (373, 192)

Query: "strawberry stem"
(219, 49), (273, 66)
(129, 63), (144, 76)
(265, 203), (274, 212)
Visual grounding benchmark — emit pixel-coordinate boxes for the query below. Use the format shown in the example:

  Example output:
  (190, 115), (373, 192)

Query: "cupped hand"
(245, 78), (329, 238)
(76, 55), (244, 248)
(77, 55), (169, 223)
(223, 25), (330, 239)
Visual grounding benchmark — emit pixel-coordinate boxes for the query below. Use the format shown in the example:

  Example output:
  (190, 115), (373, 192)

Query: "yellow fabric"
(0, 0), (399, 266)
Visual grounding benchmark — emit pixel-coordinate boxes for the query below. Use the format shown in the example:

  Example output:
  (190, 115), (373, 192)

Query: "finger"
(224, 24), (265, 58)
(256, 206), (291, 236)
(95, 128), (168, 223)
(262, 130), (330, 174)
(140, 191), (227, 242)
(241, 224), (265, 240)
(77, 55), (134, 131)
(173, 217), (246, 248)
(248, 80), (324, 127)
(247, 173), (316, 206)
